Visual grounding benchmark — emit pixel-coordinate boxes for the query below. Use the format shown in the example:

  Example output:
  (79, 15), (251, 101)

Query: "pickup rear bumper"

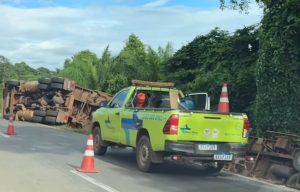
(165, 141), (248, 162)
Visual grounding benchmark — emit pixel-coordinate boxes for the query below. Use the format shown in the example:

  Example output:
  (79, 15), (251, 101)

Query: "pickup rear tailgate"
(177, 112), (247, 143)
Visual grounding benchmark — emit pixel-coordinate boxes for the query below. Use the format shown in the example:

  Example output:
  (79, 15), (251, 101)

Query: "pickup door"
(177, 112), (248, 144)
(100, 89), (130, 142)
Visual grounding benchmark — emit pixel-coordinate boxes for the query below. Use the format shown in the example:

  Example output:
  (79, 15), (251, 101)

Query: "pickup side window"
(108, 89), (129, 108)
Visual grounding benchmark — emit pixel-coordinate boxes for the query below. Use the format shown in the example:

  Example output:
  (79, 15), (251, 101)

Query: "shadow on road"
(95, 147), (227, 177)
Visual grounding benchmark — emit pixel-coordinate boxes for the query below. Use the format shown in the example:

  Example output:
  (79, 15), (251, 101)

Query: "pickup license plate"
(198, 144), (217, 151)
(213, 154), (233, 161)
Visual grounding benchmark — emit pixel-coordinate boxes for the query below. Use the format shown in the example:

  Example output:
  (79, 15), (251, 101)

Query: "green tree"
(96, 46), (114, 91)
(114, 34), (149, 80)
(106, 74), (129, 94)
(36, 67), (54, 78)
(254, 0), (300, 134)
(221, 0), (300, 134)
(164, 27), (258, 117)
(14, 62), (37, 80)
(59, 50), (98, 89)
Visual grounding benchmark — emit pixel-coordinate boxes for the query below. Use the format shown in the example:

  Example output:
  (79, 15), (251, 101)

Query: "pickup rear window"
(131, 90), (171, 109)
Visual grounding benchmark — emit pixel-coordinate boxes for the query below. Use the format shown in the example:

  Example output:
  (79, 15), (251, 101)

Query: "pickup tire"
(92, 126), (107, 156)
(136, 136), (154, 172)
(204, 162), (224, 174)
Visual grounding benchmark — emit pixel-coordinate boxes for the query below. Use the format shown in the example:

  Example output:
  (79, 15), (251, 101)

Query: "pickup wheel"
(136, 136), (153, 172)
(204, 162), (224, 174)
(92, 126), (107, 156)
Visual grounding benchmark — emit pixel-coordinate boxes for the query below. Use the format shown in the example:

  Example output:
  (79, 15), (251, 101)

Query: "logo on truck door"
(121, 112), (143, 145)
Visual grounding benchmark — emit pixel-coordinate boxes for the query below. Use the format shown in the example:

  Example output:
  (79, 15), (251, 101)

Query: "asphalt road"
(0, 118), (296, 192)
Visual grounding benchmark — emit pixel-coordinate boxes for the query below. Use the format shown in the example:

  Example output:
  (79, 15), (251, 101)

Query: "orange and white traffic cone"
(6, 114), (16, 135)
(218, 83), (229, 113)
(78, 134), (98, 173)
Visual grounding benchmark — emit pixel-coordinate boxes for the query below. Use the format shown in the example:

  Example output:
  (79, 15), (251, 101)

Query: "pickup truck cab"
(92, 80), (249, 172)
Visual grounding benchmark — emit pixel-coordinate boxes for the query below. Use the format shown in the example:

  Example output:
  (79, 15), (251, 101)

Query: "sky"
(0, 0), (262, 70)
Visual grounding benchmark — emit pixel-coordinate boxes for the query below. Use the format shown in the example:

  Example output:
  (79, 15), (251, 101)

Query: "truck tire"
(51, 77), (65, 83)
(6, 80), (19, 86)
(293, 150), (300, 171)
(136, 136), (154, 172)
(44, 116), (57, 124)
(38, 78), (51, 84)
(92, 126), (107, 156)
(34, 110), (46, 117)
(286, 173), (300, 190)
(38, 84), (49, 90)
(50, 83), (64, 90)
(3, 114), (11, 120)
(204, 162), (224, 174)
(46, 110), (59, 117)
(32, 116), (43, 123)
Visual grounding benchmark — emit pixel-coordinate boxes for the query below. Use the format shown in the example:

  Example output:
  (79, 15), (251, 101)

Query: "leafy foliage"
(164, 27), (258, 118)
(59, 50), (98, 89)
(255, 0), (300, 135)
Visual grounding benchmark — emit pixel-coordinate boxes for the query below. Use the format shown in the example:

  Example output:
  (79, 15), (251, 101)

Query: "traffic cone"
(6, 114), (16, 135)
(78, 134), (98, 173)
(218, 83), (229, 113)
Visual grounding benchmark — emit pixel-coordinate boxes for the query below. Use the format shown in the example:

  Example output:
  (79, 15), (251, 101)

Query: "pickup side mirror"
(100, 101), (109, 108)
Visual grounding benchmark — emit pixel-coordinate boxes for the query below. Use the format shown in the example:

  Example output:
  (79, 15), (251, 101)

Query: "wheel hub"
(140, 145), (149, 162)
(94, 134), (100, 149)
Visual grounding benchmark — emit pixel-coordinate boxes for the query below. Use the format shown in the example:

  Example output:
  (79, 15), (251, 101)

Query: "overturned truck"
(226, 131), (300, 190)
(2, 78), (112, 128)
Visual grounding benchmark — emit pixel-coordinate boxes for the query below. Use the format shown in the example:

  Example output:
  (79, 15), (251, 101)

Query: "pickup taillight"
(163, 114), (179, 135)
(242, 118), (250, 138)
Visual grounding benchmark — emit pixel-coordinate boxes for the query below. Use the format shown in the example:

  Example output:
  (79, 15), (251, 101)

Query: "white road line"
(224, 171), (298, 192)
(0, 132), (10, 138)
(70, 170), (121, 192)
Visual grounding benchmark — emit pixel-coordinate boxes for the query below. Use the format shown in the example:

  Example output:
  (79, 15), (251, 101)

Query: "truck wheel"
(44, 116), (57, 124)
(50, 83), (64, 90)
(38, 78), (51, 84)
(32, 116), (44, 123)
(3, 114), (11, 120)
(38, 84), (49, 90)
(92, 126), (107, 156)
(286, 173), (300, 190)
(46, 110), (59, 117)
(6, 80), (19, 86)
(204, 162), (224, 174)
(136, 136), (154, 172)
(293, 151), (300, 171)
(51, 77), (65, 83)
(34, 110), (46, 117)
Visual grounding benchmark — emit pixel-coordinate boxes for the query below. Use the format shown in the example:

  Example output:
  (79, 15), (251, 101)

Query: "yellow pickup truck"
(92, 80), (249, 172)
